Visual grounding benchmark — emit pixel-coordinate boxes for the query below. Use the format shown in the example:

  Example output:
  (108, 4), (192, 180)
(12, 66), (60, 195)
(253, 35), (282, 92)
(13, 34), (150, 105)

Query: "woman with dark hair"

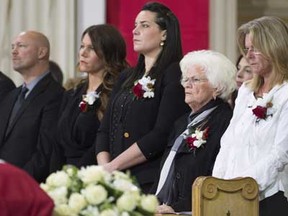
(235, 54), (252, 89)
(96, 2), (189, 193)
(230, 54), (253, 108)
(50, 24), (129, 171)
(49, 60), (64, 85)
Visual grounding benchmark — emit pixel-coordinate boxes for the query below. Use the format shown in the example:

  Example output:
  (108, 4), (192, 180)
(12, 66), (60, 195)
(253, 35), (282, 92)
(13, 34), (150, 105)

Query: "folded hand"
(156, 204), (175, 214)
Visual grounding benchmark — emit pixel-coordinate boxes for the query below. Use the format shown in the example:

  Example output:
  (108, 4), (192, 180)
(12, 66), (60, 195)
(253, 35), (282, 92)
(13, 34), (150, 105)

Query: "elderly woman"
(153, 50), (236, 213)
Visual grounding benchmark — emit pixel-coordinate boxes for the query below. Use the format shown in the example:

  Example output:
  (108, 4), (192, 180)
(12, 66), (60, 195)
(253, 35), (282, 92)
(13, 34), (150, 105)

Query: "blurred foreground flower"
(41, 165), (158, 216)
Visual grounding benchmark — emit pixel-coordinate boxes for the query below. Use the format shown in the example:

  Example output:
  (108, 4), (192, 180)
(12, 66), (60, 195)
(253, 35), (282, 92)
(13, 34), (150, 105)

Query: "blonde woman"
(213, 16), (288, 216)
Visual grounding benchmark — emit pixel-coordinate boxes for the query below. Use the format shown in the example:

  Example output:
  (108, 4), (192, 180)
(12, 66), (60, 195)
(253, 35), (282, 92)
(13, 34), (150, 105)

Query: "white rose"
(81, 184), (107, 205)
(112, 170), (130, 180)
(100, 209), (118, 216)
(54, 204), (75, 216)
(46, 171), (71, 187)
(116, 193), (137, 212)
(68, 193), (87, 214)
(80, 205), (100, 216)
(112, 171), (138, 190)
(78, 165), (109, 185)
(65, 165), (78, 177)
(113, 178), (139, 192)
(140, 194), (159, 213)
(48, 186), (68, 205)
(120, 212), (130, 216)
(40, 183), (50, 192)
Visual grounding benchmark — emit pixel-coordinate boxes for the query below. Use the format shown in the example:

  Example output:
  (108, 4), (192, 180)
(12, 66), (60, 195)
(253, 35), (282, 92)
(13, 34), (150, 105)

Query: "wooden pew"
(192, 176), (259, 216)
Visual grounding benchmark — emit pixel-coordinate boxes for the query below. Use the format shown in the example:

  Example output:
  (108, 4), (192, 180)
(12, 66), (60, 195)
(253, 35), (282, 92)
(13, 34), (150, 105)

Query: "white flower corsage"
(132, 76), (156, 99)
(183, 127), (209, 154)
(79, 91), (100, 112)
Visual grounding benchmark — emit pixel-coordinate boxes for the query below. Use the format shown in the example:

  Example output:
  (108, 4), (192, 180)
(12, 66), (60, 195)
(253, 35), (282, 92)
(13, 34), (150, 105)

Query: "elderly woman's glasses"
(243, 47), (261, 55)
(181, 77), (208, 86)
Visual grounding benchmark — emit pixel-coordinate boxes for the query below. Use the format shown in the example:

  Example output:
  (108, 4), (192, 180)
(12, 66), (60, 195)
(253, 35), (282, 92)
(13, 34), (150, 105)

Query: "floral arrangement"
(79, 91), (100, 112)
(183, 127), (209, 154)
(132, 76), (156, 99)
(251, 94), (275, 122)
(40, 165), (158, 216)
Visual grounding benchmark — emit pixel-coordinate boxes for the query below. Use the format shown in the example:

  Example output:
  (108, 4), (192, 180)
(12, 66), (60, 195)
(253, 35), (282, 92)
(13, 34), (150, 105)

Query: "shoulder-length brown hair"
(81, 24), (129, 119)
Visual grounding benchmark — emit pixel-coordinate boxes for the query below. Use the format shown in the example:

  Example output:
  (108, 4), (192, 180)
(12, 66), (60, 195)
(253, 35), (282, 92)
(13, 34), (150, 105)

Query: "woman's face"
(133, 10), (166, 57)
(78, 33), (104, 74)
(244, 33), (272, 78)
(182, 65), (216, 112)
(236, 57), (253, 88)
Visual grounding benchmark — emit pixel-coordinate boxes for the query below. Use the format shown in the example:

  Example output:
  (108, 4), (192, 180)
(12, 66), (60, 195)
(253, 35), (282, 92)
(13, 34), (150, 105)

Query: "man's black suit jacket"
(0, 71), (15, 100)
(0, 73), (64, 183)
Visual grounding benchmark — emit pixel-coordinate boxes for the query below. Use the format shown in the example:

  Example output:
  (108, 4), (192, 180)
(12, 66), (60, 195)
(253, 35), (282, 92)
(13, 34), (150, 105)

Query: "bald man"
(0, 31), (64, 183)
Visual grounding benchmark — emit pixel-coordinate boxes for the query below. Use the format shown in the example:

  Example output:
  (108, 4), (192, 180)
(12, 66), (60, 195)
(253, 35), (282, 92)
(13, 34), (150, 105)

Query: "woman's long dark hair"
(82, 24), (129, 119)
(123, 2), (183, 88)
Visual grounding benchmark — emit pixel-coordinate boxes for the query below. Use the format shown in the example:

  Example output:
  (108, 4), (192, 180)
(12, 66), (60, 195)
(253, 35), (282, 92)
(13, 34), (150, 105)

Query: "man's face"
(11, 32), (40, 73)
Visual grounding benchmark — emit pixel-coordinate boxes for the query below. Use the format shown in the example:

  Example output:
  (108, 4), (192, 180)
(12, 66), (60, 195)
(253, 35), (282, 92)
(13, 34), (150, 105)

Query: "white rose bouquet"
(41, 165), (159, 216)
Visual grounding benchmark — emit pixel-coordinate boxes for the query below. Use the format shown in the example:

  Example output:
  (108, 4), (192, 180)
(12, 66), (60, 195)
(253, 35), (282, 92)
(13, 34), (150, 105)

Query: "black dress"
(51, 82), (102, 171)
(151, 98), (233, 211)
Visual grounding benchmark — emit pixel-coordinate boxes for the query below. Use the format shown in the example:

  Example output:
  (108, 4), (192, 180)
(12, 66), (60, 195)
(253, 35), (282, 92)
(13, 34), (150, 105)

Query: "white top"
(213, 82), (288, 201)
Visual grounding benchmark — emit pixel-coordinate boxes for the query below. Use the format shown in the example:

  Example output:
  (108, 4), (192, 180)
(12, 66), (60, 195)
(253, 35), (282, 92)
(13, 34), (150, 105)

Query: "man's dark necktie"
(8, 86), (29, 126)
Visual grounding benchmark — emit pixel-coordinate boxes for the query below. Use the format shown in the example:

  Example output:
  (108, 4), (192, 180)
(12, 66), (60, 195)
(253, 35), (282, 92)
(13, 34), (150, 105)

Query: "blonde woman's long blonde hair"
(237, 16), (288, 92)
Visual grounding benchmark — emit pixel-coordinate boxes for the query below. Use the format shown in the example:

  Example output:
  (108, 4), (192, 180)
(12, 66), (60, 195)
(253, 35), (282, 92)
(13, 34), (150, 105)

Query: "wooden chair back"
(192, 176), (259, 216)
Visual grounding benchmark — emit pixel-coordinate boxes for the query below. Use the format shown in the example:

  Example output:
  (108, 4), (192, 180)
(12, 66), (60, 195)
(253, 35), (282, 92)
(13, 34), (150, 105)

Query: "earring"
(160, 41), (165, 47)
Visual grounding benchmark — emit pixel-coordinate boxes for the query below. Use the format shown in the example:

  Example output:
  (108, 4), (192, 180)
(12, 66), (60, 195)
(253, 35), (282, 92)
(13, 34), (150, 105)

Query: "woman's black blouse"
(52, 82), (102, 170)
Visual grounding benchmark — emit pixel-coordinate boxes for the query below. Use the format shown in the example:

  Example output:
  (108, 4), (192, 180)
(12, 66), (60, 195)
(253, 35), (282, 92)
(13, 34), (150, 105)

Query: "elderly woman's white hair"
(180, 50), (237, 101)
